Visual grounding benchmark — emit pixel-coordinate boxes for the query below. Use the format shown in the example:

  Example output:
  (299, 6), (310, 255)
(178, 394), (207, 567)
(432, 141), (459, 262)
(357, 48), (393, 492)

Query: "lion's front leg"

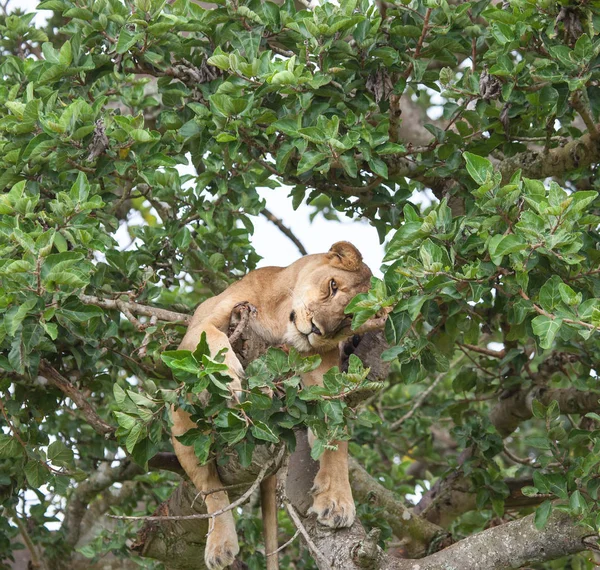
(171, 315), (244, 570)
(302, 349), (356, 529)
(171, 408), (240, 570)
(308, 438), (356, 528)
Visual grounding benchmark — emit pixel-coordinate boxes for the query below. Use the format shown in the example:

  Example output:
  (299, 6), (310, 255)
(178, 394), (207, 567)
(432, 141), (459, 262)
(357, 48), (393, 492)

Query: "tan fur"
(171, 242), (372, 570)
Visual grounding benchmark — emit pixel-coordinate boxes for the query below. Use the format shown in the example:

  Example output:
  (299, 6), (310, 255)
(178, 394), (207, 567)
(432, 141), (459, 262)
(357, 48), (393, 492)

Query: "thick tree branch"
(62, 459), (142, 547)
(403, 511), (596, 570)
(490, 386), (600, 437)
(348, 457), (446, 557)
(498, 126), (600, 183)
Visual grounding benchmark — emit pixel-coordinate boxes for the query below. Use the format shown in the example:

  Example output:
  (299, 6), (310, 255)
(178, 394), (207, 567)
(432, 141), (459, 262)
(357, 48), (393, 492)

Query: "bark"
(400, 511), (595, 570)
(348, 457), (447, 557)
(498, 125), (600, 183)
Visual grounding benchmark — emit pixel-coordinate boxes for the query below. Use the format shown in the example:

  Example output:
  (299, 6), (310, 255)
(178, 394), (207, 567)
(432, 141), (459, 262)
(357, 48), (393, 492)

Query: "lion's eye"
(329, 279), (338, 296)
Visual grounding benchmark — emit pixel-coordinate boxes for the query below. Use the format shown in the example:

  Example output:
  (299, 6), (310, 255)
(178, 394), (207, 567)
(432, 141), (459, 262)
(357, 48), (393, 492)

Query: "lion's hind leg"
(171, 407), (240, 570)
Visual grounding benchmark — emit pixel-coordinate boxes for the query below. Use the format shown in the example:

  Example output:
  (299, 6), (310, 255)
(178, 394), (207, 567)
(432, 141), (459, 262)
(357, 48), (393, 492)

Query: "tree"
(1, 0), (600, 568)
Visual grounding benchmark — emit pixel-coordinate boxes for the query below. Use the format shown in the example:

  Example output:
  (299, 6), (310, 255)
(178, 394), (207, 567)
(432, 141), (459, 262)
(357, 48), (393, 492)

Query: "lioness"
(171, 241), (372, 570)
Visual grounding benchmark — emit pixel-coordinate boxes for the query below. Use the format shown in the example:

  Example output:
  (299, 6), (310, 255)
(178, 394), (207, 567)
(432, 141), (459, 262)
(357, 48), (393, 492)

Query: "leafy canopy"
(1, 0), (600, 568)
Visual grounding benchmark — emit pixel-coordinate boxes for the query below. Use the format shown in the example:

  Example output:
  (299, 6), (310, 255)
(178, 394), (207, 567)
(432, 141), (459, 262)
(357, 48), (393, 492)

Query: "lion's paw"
(309, 481), (356, 529)
(204, 528), (239, 570)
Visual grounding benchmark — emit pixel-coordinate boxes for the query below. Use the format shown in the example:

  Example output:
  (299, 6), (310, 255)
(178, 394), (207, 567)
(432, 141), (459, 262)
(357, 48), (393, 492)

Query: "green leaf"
(368, 157), (388, 179)
(297, 151), (329, 175)
(207, 54), (231, 70)
(48, 441), (74, 468)
(251, 420), (279, 443)
(534, 501), (552, 530)
(5, 299), (37, 337)
(489, 234), (527, 264)
(193, 434), (212, 464)
(385, 311), (412, 345)
(310, 438), (325, 460)
(0, 434), (23, 458)
(25, 461), (49, 488)
(270, 70), (297, 85)
(463, 152), (494, 185)
(58, 41), (72, 66)
(235, 441), (254, 468)
(338, 154), (357, 178)
(574, 34), (593, 62)
(116, 30), (142, 54)
(558, 283), (581, 306)
(127, 390), (157, 409)
(569, 490), (585, 515)
(125, 423), (145, 453)
(130, 129), (158, 143)
(114, 411), (137, 430)
(539, 276), (563, 311)
(532, 315), (562, 350)
(70, 172), (90, 203)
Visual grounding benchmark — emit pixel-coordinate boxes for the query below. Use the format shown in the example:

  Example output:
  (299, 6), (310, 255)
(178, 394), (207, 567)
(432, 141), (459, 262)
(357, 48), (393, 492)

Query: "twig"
(458, 342), (505, 358)
(138, 315), (158, 358)
(458, 344), (497, 378)
(519, 290), (598, 332)
(39, 362), (116, 437)
(261, 208), (308, 256)
(192, 481), (251, 503)
(284, 500), (329, 568)
(267, 42), (294, 58)
(391, 369), (446, 430)
(108, 446), (285, 521)
(571, 91), (599, 141)
(503, 445), (536, 467)
(266, 529), (300, 557)
(8, 509), (48, 570)
(403, 8), (433, 80)
(79, 294), (191, 324)
(116, 299), (143, 330)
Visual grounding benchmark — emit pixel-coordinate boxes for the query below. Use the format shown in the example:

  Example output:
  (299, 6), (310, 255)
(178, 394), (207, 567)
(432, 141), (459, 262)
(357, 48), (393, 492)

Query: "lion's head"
(286, 241), (372, 353)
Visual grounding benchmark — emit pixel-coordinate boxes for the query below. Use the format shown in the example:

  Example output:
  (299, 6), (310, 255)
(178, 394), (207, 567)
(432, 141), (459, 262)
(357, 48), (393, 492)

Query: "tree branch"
(498, 125), (600, 183)
(39, 362), (116, 437)
(79, 294), (191, 324)
(62, 459), (142, 547)
(400, 511), (596, 570)
(261, 208), (308, 256)
(348, 457), (447, 558)
(490, 386), (600, 437)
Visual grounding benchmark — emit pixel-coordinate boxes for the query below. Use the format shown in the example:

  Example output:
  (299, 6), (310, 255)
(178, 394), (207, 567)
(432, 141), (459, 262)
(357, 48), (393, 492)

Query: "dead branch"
(79, 294), (191, 324)
(261, 208), (308, 256)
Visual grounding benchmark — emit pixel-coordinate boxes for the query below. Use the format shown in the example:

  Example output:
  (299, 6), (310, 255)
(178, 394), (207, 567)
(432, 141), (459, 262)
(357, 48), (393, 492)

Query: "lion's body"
(171, 242), (371, 570)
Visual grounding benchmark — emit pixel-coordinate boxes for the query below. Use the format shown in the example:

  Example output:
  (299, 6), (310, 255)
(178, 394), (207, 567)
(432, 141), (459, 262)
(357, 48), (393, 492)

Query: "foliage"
(0, 0), (600, 569)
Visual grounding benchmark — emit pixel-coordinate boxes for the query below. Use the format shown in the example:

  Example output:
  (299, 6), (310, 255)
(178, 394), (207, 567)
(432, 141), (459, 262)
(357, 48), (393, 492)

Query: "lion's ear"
(327, 241), (363, 271)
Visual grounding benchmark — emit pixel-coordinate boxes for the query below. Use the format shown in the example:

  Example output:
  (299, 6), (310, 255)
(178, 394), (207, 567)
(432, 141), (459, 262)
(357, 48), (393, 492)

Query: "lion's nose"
(310, 321), (322, 335)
